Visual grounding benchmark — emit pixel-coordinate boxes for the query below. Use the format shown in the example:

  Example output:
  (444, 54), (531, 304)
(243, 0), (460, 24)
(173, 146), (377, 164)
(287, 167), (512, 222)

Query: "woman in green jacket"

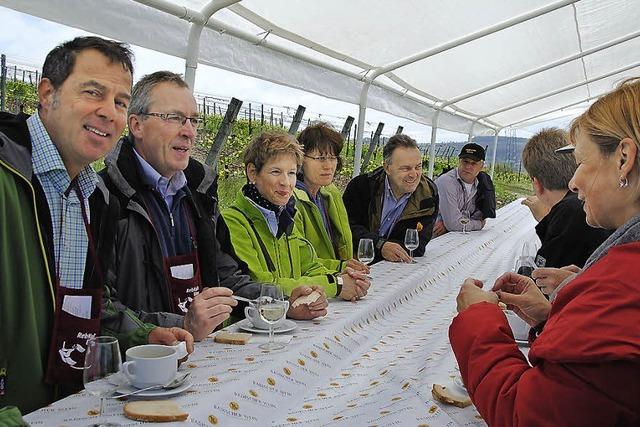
(294, 123), (369, 273)
(222, 131), (370, 303)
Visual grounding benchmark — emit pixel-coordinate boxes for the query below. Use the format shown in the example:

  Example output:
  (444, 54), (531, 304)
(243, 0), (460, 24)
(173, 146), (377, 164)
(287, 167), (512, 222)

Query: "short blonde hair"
(569, 77), (640, 159)
(243, 131), (303, 173)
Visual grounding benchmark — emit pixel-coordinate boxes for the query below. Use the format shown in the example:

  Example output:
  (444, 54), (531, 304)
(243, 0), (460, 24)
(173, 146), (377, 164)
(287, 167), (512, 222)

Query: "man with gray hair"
(101, 71), (323, 341)
(521, 128), (610, 269)
(343, 134), (438, 263)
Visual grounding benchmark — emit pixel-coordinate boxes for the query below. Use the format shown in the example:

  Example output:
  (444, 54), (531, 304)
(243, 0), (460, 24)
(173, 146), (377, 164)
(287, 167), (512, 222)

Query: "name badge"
(170, 263), (194, 280)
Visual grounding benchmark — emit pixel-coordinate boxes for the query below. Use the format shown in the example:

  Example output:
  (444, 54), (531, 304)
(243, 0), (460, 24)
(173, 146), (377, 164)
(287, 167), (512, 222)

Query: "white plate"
(112, 375), (193, 398)
(237, 318), (297, 334)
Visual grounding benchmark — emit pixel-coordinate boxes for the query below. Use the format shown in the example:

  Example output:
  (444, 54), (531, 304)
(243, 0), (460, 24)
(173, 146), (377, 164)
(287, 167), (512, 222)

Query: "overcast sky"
(1, 6), (576, 143)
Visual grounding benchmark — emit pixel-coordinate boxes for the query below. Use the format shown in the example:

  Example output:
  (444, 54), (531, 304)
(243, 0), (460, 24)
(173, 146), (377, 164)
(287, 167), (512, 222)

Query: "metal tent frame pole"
(427, 110), (441, 179)
(352, 0), (574, 176)
(490, 129), (501, 178)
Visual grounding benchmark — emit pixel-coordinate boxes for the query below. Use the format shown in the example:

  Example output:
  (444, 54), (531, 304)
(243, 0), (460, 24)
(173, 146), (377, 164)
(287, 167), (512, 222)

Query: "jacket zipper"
(0, 159), (56, 312)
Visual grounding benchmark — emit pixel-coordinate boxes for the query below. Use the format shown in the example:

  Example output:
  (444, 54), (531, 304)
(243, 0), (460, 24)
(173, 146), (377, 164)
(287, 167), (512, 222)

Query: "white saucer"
(112, 373), (192, 398)
(237, 318), (297, 334)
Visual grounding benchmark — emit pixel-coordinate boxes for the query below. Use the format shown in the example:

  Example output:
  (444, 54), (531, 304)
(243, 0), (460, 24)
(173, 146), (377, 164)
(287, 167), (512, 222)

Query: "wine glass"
(404, 229), (419, 262)
(357, 238), (375, 265)
(83, 336), (122, 427)
(257, 284), (288, 351)
(514, 256), (536, 278)
(459, 210), (470, 234)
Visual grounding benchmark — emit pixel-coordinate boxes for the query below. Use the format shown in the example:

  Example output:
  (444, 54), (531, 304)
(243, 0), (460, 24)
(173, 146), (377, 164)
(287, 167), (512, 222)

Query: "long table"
(25, 200), (538, 426)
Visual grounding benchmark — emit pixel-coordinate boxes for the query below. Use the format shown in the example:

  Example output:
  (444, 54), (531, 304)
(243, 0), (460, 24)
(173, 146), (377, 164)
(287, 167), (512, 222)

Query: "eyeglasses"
(140, 112), (202, 127)
(304, 154), (338, 162)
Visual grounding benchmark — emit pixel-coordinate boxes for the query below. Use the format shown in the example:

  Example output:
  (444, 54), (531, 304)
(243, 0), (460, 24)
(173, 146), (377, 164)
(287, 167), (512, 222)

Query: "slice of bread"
(431, 383), (472, 408)
(123, 400), (188, 422)
(291, 290), (321, 308)
(214, 331), (252, 345)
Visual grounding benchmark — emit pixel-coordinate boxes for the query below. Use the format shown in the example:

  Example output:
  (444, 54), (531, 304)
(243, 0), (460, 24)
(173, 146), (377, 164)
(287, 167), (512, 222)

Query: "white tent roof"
(3, 0), (640, 171)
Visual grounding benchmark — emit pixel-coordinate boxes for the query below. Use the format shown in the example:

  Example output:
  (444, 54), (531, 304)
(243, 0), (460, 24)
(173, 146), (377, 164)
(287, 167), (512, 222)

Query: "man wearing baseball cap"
(433, 143), (496, 237)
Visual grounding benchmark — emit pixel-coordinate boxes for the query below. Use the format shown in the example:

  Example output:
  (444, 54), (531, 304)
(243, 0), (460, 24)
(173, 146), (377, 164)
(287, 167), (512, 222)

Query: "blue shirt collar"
(133, 148), (187, 198)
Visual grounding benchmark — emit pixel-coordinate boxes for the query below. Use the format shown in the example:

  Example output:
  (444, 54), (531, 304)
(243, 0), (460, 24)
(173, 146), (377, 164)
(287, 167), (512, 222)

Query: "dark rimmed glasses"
(140, 112), (202, 127)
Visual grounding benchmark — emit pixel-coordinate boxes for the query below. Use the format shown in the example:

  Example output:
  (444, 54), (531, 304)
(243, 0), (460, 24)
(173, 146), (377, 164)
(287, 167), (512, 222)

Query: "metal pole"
(354, 81), (371, 177)
(490, 129), (501, 178)
(427, 110), (440, 179)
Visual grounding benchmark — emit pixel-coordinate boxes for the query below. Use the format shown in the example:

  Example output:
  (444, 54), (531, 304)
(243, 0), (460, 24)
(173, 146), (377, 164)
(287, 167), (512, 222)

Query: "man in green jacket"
(0, 37), (193, 422)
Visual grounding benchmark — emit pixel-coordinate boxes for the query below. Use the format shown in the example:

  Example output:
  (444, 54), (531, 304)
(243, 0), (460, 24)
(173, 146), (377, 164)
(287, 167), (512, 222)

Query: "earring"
(619, 176), (629, 188)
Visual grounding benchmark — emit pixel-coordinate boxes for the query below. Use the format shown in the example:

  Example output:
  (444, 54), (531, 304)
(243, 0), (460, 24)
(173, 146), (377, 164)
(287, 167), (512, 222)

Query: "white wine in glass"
(459, 210), (471, 234)
(357, 238), (375, 264)
(83, 336), (122, 427)
(404, 228), (419, 261)
(257, 284), (288, 351)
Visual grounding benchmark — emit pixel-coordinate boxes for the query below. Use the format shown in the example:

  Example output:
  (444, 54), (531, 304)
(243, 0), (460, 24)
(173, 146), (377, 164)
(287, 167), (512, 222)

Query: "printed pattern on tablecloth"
(23, 200), (537, 426)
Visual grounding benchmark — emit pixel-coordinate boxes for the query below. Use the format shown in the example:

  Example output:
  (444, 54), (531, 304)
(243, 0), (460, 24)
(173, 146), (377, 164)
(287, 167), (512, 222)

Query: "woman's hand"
(531, 266), (579, 295)
(492, 272), (551, 326)
(456, 278), (499, 312)
(287, 286), (328, 320)
(343, 259), (370, 274)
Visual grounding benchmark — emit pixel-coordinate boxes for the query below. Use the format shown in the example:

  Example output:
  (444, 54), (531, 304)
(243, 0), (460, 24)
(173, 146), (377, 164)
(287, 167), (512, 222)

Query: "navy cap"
(459, 143), (485, 161)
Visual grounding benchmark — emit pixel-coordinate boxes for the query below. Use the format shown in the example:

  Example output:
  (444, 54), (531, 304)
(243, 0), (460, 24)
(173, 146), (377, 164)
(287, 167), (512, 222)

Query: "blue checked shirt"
(28, 113), (99, 289)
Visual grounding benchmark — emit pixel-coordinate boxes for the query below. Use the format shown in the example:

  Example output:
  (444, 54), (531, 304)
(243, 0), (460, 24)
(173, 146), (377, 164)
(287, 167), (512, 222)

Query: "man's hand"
(287, 286), (328, 320)
(456, 278), (498, 312)
(183, 287), (237, 341)
(521, 195), (550, 222)
(381, 241), (412, 263)
(148, 326), (195, 356)
(492, 272), (551, 326)
(343, 259), (370, 274)
(338, 268), (371, 302)
(432, 220), (447, 237)
(531, 266), (579, 295)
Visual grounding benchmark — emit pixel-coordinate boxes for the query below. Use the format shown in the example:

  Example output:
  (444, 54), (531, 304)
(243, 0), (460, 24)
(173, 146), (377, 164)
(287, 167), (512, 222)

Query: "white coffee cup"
(504, 310), (530, 341)
(244, 303), (288, 330)
(121, 343), (187, 389)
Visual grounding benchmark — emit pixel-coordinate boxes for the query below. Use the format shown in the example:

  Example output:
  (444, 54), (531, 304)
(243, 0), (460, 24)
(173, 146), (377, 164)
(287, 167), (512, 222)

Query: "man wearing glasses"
(101, 71), (259, 341)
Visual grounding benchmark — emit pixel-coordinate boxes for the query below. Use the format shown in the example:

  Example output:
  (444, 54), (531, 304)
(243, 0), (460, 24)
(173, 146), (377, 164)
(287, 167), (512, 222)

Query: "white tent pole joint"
(184, 0), (241, 90)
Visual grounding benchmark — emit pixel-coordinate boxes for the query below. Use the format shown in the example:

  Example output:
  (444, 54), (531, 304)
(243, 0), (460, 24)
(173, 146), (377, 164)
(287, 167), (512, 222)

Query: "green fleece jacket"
(0, 149), (56, 418)
(293, 185), (353, 271)
(222, 194), (338, 297)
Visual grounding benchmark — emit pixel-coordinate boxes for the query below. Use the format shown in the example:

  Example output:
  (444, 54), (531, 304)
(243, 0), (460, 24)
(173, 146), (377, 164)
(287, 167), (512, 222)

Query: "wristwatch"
(334, 274), (344, 295)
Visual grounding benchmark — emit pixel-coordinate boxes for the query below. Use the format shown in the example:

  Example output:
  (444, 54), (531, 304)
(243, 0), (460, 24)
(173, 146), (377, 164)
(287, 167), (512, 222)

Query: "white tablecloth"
(24, 200), (538, 426)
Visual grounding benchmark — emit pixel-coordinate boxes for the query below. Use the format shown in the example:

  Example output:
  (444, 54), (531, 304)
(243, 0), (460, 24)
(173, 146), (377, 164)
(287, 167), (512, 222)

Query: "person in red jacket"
(449, 77), (640, 427)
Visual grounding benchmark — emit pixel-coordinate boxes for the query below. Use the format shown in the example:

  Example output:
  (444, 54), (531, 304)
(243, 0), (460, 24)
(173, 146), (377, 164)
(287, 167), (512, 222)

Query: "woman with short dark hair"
(294, 123), (368, 272)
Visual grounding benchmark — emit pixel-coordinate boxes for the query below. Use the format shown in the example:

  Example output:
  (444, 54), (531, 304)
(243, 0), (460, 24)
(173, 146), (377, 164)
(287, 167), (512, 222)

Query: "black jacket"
(535, 191), (612, 268)
(343, 167), (439, 262)
(475, 171), (496, 219)
(101, 136), (259, 327)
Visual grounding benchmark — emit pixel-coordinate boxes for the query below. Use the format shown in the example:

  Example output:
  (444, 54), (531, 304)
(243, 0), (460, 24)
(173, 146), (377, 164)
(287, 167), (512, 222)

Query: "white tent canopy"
(3, 0), (640, 175)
